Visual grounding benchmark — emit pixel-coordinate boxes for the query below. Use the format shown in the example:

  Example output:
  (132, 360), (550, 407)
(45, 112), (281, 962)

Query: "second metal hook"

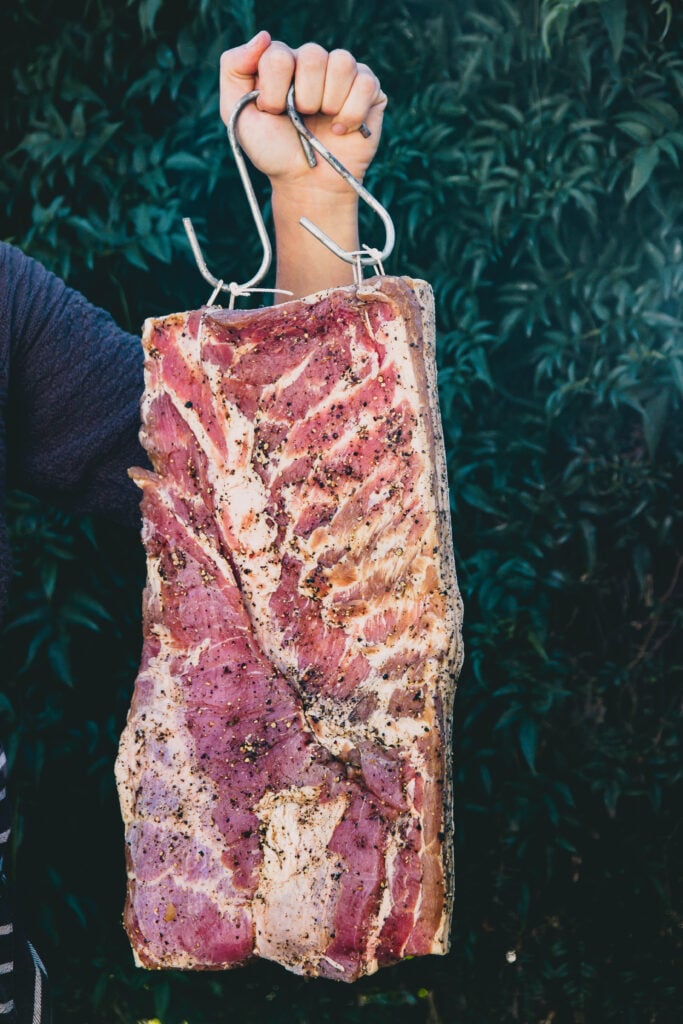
(285, 85), (395, 271)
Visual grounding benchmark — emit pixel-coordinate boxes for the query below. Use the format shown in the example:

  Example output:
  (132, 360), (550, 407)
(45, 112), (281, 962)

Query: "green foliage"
(1, 1), (682, 1022)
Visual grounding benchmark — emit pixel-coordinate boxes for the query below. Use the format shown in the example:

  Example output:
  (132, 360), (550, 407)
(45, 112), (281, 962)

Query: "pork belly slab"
(116, 276), (463, 981)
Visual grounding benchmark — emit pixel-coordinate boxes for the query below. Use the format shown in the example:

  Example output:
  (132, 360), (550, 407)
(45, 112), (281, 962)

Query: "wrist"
(271, 177), (359, 208)
(272, 181), (359, 299)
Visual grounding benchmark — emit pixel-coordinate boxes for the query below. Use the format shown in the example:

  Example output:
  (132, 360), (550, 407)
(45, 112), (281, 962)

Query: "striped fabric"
(0, 746), (14, 1020)
(0, 746), (51, 1024)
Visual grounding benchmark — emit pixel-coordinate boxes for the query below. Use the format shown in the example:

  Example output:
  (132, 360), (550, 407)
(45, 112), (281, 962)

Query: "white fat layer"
(165, 353), (278, 559)
(201, 359), (278, 552)
(253, 787), (348, 969)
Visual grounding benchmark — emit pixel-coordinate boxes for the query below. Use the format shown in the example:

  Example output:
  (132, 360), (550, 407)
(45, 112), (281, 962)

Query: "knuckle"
(356, 67), (379, 95)
(295, 97), (320, 114)
(262, 43), (294, 72)
(296, 42), (327, 68)
(330, 48), (356, 71)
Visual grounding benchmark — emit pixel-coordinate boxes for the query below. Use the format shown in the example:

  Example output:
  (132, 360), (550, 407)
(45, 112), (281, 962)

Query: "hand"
(219, 31), (386, 196)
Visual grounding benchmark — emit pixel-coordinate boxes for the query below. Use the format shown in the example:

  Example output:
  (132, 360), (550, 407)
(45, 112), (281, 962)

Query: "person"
(0, 31), (385, 1022)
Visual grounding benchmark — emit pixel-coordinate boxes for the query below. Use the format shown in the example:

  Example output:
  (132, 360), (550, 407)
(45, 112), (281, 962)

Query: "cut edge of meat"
(406, 277), (462, 950)
(355, 276), (461, 954)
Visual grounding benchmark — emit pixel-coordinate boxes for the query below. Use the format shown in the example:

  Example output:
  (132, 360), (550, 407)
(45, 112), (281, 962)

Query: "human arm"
(219, 31), (387, 299)
(0, 243), (147, 532)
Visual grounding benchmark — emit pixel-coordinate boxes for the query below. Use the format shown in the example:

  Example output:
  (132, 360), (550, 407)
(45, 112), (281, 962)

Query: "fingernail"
(331, 123), (346, 136)
(246, 31), (264, 46)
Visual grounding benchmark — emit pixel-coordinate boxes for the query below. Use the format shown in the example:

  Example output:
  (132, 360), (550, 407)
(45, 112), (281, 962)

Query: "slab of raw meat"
(115, 276), (463, 981)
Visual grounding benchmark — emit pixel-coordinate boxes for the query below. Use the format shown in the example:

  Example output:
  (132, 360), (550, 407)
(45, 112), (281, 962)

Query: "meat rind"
(116, 276), (463, 981)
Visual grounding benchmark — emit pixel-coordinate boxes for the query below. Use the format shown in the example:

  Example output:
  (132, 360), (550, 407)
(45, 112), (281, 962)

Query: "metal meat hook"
(183, 89), (279, 309)
(285, 84), (395, 278)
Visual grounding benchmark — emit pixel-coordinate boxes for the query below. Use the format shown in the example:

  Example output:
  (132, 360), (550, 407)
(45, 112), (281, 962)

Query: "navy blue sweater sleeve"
(0, 242), (148, 530)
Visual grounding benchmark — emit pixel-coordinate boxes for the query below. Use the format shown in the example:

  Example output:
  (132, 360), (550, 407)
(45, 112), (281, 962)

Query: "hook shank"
(285, 86), (395, 268)
(224, 90), (273, 292)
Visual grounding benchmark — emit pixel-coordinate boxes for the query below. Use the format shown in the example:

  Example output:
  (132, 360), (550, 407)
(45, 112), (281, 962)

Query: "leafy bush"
(1, 1), (681, 1022)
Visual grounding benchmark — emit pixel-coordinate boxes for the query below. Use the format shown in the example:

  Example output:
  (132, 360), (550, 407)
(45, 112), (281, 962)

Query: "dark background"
(1, 1), (682, 1021)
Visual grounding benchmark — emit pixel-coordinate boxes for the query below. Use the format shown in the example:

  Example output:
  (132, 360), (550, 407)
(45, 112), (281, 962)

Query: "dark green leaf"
(599, 0), (627, 62)
(519, 718), (538, 773)
(625, 146), (660, 203)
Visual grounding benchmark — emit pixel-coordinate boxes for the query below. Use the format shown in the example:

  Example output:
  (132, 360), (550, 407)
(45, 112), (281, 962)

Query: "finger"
(320, 49), (358, 117)
(255, 40), (296, 113)
(331, 65), (386, 136)
(219, 30), (272, 123)
(292, 43), (328, 115)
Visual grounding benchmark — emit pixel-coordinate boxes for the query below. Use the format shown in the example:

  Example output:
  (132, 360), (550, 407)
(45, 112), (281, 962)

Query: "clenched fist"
(220, 31), (386, 194)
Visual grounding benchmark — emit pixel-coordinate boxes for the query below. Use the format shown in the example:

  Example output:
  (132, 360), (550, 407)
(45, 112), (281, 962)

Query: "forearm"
(272, 183), (359, 300)
(1, 242), (146, 526)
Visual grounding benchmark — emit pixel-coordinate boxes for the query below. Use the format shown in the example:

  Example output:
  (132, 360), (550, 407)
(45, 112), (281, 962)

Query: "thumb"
(220, 30), (272, 123)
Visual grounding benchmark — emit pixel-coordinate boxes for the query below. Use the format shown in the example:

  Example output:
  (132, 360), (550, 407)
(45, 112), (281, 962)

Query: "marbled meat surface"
(116, 276), (463, 981)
